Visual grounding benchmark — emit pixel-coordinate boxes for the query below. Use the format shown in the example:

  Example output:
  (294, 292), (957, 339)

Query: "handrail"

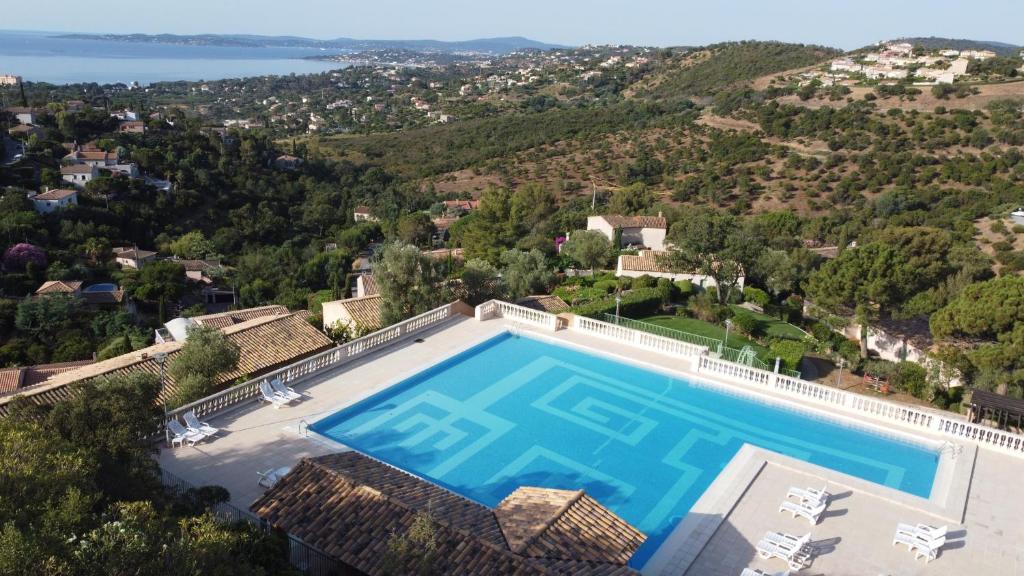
(161, 302), (457, 429)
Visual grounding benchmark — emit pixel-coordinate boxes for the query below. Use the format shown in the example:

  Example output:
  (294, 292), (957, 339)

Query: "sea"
(0, 30), (346, 85)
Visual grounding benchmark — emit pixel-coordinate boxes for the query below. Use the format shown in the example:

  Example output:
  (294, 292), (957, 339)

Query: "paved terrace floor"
(157, 316), (1024, 575)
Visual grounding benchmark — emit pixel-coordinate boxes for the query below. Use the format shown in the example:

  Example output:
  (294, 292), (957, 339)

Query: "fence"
(477, 299), (561, 330)
(163, 303), (457, 431)
(604, 313), (801, 378)
(159, 468), (344, 576)
(573, 315), (708, 358)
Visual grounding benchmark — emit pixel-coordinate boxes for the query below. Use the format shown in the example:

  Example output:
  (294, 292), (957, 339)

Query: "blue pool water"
(312, 333), (939, 566)
(82, 283), (117, 292)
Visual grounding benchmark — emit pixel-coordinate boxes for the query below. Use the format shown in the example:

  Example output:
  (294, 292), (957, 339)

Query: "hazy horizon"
(3, 0), (1022, 50)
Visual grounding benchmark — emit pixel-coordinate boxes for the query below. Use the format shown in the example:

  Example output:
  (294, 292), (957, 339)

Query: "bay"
(0, 30), (345, 85)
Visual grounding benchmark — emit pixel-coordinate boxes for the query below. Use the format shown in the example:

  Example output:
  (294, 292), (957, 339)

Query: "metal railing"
(159, 468), (343, 576)
(163, 303), (457, 431)
(603, 314), (801, 378)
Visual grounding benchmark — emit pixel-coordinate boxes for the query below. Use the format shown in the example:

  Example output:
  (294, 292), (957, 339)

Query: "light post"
(722, 319), (733, 356)
(835, 357), (845, 388)
(615, 293), (622, 324)
(155, 351), (168, 445)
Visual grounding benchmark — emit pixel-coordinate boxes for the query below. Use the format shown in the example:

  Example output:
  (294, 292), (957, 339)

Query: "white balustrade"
(477, 300), (560, 330)
(572, 315), (707, 358)
(163, 303), (456, 428)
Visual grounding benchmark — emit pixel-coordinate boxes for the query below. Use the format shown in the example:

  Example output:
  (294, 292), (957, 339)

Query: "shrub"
(592, 280), (618, 294)
(892, 362), (929, 400)
(656, 278), (679, 305)
(732, 312), (765, 338)
(769, 339), (807, 372)
(836, 339), (863, 372)
(674, 279), (695, 301)
(571, 287), (662, 318)
(631, 275), (657, 289)
(2, 243), (47, 271)
(688, 293), (722, 323)
(742, 286), (770, 308)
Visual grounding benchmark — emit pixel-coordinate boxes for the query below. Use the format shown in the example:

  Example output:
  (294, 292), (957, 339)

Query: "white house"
(30, 188), (78, 214)
(114, 248), (157, 269)
(615, 250), (745, 289)
(353, 206), (378, 222)
(586, 214), (667, 251)
(5, 106), (38, 125)
(355, 273), (379, 298)
(60, 164), (98, 188)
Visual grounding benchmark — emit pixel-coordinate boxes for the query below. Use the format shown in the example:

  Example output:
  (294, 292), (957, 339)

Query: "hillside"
(632, 41), (841, 100)
(891, 37), (1022, 57)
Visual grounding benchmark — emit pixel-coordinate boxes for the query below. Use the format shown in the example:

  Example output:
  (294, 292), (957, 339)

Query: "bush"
(769, 339), (806, 372)
(674, 279), (695, 301)
(688, 293), (724, 323)
(732, 312), (765, 338)
(892, 362), (929, 400)
(656, 278), (679, 305)
(742, 286), (770, 308)
(592, 280), (618, 294)
(836, 339), (863, 372)
(571, 287), (662, 318)
(631, 275), (657, 289)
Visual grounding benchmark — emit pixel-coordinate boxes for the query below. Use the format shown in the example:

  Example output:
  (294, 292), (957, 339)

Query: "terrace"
(158, 301), (1024, 575)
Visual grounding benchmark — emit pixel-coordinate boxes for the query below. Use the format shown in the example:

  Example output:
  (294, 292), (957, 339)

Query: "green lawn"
(639, 315), (770, 357)
(727, 305), (808, 341)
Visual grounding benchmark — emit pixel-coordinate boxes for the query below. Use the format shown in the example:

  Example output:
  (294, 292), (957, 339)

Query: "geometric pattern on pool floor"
(311, 333), (938, 566)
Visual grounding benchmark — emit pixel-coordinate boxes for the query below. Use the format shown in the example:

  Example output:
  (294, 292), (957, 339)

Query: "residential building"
(174, 259), (224, 284)
(65, 150), (118, 167)
(322, 295), (383, 332)
(615, 250), (745, 289)
(5, 106), (38, 125)
(830, 59), (862, 73)
(0, 311), (332, 415)
(118, 120), (146, 134)
(0, 360), (95, 396)
(157, 305), (290, 343)
(8, 124), (44, 139)
(34, 280), (83, 297)
(64, 100), (86, 113)
(516, 295), (570, 313)
(113, 248), (157, 269)
(60, 164), (98, 188)
(110, 109), (139, 121)
(443, 199), (480, 214)
(29, 188), (78, 213)
(0, 74), (20, 86)
(353, 205), (377, 222)
(586, 214), (668, 251)
(272, 154), (303, 170)
(251, 453), (645, 576)
(355, 273), (378, 298)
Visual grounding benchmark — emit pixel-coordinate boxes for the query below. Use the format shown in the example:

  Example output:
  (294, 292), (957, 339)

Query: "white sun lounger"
(895, 523), (947, 543)
(259, 381), (292, 408)
(167, 419), (206, 447)
(786, 485), (829, 505)
(183, 410), (220, 437)
(756, 532), (812, 571)
(257, 466), (292, 488)
(779, 499), (827, 525)
(894, 529), (946, 562)
(270, 377), (302, 401)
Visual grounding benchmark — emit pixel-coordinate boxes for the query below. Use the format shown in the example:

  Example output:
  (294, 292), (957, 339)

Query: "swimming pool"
(82, 283), (118, 292)
(311, 332), (939, 566)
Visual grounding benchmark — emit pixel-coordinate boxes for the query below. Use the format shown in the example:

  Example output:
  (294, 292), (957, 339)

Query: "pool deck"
(157, 315), (1024, 575)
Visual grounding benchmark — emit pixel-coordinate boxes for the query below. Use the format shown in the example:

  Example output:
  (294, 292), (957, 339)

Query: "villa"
(321, 294), (384, 332)
(148, 300), (1024, 575)
(29, 188), (78, 213)
(60, 163), (98, 188)
(587, 214), (668, 251)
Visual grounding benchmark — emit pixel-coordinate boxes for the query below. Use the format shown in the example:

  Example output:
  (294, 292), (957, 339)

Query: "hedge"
(571, 287), (662, 318)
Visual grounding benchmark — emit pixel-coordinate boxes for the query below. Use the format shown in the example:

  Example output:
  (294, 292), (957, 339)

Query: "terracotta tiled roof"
(33, 189), (77, 201)
(0, 360), (95, 394)
(192, 305), (288, 330)
(423, 247), (464, 261)
(61, 164), (95, 174)
(358, 274), (379, 297)
(443, 199), (480, 211)
(325, 296), (383, 331)
(0, 312), (332, 415)
(35, 280), (83, 295)
(82, 289), (125, 305)
(175, 259), (222, 272)
(432, 216), (459, 232)
(496, 487), (645, 565)
(516, 295), (569, 314)
(115, 249), (157, 260)
(251, 453), (643, 576)
(354, 205), (372, 214)
(617, 251), (674, 274)
(600, 215), (667, 230)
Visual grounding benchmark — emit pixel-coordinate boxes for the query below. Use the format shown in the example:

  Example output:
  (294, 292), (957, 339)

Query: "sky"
(4, 0), (1022, 49)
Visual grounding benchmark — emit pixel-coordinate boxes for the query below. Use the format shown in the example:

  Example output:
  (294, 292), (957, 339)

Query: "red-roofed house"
(587, 214), (668, 251)
(30, 189), (78, 213)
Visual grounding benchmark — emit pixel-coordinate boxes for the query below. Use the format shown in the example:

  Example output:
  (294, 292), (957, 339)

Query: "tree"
(607, 183), (654, 215)
(167, 325), (241, 407)
(663, 208), (747, 304)
(15, 294), (80, 342)
(561, 230), (611, 276)
(168, 231), (216, 260)
(500, 249), (554, 300)
(374, 243), (447, 325)
(81, 237), (111, 266)
(123, 260), (186, 321)
(459, 259), (503, 305)
(396, 213), (436, 248)
(2, 242), (46, 271)
(382, 512), (439, 576)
